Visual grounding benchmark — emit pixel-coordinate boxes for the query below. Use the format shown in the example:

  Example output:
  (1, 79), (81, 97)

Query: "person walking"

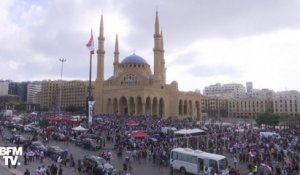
(233, 155), (238, 169)
(40, 150), (44, 163)
(24, 151), (28, 165)
(24, 169), (30, 175)
(58, 165), (63, 175)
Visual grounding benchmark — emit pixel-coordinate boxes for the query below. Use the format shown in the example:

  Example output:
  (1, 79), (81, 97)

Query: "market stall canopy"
(72, 125), (88, 131)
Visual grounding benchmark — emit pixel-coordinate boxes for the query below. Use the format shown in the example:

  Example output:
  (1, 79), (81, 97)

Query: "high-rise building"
(61, 81), (92, 110)
(9, 82), (28, 102)
(203, 83), (246, 99)
(27, 82), (42, 104)
(40, 80), (93, 111)
(40, 80), (59, 110)
(246, 82), (253, 95)
(0, 81), (9, 95)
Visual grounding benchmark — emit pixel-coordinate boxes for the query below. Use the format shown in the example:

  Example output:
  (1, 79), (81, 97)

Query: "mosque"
(94, 11), (202, 120)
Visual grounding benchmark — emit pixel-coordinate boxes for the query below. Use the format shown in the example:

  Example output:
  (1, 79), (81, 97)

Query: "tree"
(256, 112), (279, 127)
(39, 119), (49, 128)
(15, 103), (26, 111)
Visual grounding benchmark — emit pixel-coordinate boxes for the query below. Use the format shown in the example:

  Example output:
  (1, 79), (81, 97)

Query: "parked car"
(4, 121), (16, 129)
(46, 146), (65, 160)
(30, 141), (47, 152)
(24, 126), (33, 132)
(14, 124), (24, 131)
(83, 155), (114, 174)
(82, 138), (101, 150)
(79, 134), (102, 140)
(28, 126), (42, 134)
(52, 132), (67, 141)
(46, 126), (57, 133)
(10, 135), (31, 145)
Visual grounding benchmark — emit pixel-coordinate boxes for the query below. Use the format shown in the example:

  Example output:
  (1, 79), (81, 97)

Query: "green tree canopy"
(256, 112), (279, 126)
(39, 119), (49, 128)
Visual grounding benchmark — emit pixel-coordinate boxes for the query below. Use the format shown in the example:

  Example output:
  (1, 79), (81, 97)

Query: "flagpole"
(86, 29), (95, 128)
(89, 52), (92, 101)
(88, 50), (93, 128)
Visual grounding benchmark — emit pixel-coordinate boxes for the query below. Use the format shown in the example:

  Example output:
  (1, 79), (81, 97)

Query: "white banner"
(88, 101), (95, 127)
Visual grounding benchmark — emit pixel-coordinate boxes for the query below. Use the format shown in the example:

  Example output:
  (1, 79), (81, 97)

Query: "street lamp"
(59, 58), (66, 115)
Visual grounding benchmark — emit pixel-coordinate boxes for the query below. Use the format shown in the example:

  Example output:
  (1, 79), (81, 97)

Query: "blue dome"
(121, 54), (148, 64)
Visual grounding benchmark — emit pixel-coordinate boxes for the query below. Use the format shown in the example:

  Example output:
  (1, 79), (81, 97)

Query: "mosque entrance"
(124, 107), (128, 115)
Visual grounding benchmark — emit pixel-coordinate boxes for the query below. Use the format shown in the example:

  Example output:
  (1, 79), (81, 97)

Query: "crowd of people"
(1, 114), (300, 175)
(88, 115), (300, 175)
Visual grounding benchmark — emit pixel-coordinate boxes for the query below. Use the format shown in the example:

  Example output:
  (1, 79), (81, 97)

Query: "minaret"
(96, 14), (105, 81)
(153, 10), (162, 82)
(113, 34), (119, 77)
(161, 31), (166, 84)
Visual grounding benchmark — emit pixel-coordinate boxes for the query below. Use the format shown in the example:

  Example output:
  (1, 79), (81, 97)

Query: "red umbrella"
(126, 120), (139, 126)
(46, 117), (61, 122)
(131, 131), (148, 139)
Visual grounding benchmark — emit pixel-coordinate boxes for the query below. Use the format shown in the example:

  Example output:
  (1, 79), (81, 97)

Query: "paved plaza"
(0, 127), (250, 175)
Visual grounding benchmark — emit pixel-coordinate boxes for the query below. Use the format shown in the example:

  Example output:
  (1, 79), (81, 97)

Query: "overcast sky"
(0, 0), (300, 92)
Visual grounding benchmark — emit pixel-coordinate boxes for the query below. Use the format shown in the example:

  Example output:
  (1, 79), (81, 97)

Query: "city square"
(1, 0), (300, 175)
(0, 115), (300, 175)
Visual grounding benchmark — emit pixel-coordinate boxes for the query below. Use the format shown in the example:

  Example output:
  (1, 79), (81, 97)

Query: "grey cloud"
(187, 64), (243, 78)
(168, 51), (200, 67)
(117, 0), (300, 46)
(1, 0), (299, 89)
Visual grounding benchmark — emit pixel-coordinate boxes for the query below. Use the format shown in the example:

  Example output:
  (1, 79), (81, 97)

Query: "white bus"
(170, 148), (229, 175)
(174, 128), (205, 137)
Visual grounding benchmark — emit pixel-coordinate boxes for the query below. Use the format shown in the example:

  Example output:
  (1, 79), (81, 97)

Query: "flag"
(86, 30), (94, 54)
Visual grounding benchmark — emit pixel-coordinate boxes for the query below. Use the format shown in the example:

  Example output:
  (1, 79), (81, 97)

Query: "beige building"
(40, 80), (93, 111)
(27, 82), (42, 104)
(203, 83), (246, 99)
(228, 97), (273, 119)
(201, 96), (228, 118)
(273, 90), (300, 116)
(93, 12), (201, 119)
(40, 80), (58, 110)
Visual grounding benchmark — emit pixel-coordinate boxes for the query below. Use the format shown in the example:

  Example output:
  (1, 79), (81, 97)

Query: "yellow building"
(40, 80), (59, 110)
(40, 80), (93, 111)
(94, 11), (201, 119)
(228, 97), (273, 119)
(201, 96), (228, 118)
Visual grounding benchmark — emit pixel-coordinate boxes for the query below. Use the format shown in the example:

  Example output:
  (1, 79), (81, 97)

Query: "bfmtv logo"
(0, 147), (22, 166)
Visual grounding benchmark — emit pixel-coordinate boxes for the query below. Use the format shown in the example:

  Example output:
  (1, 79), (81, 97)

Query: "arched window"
(121, 74), (138, 85)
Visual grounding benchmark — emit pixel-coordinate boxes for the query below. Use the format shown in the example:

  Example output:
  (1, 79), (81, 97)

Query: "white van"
(161, 127), (177, 134)
(259, 132), (281, 139)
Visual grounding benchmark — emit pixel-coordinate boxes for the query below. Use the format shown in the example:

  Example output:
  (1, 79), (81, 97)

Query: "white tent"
(31, 112), (38, 115)
(72, 125), (88, 131)
(174, 128), (205, 136)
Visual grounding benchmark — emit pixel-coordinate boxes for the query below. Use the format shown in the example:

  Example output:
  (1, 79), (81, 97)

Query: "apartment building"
(0, 81), (9, 95)
(203, 83), (246, 99)
(228, 96), (273, 119)
(201, 95), (228, 118)
(27, 82), (42, 104)
(273, 90), (300, 116)
(40, 80), (94, 111)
